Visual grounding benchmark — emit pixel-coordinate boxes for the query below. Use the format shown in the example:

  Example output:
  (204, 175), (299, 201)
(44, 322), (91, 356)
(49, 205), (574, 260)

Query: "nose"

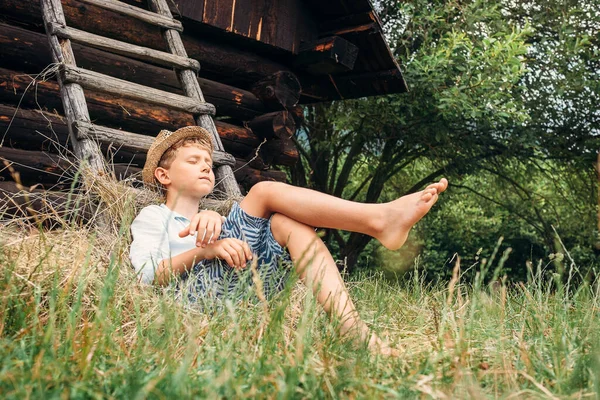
(200, 161), (211, 173)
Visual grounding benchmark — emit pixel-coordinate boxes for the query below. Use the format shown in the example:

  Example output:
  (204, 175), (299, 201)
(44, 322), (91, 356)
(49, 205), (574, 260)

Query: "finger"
(234, 242), (247, 268)
(189, 213), (202, 235)
(219, 249), (235, 268)
(198, 228), (207, 247)
(226, 243), (241, 268)
(179, 225), (190, 237)
(243, 242), (253, 262)
(211, 221), (222, 244)
(203, 220), (215, 248)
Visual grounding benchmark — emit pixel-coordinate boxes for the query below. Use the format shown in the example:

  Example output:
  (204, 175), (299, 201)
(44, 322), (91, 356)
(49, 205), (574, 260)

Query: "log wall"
(0, 0), (302, 203)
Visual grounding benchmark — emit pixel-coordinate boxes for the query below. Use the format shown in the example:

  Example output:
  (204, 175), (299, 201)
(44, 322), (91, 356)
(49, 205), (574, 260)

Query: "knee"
(247, 181), (281, 201)
(270, 213), (314, 247)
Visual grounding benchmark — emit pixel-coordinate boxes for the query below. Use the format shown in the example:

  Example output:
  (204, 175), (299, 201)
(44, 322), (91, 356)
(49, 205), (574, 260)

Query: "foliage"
(376, 158), (599, 282)
(291, 0), (600, 275)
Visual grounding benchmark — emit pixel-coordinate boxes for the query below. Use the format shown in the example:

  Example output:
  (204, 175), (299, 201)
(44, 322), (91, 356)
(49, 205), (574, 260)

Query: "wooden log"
(233, 159), (287, 189)
(295, 36), (359, 75)
(0, 70), (296, 166)
(263, 137), (299, 167)
(0, 22), (266, 120)
(76, 0), (183, 31)
(246, 111), (296, 140)
(240, 153), (269, 171)
(47, 23), (200, 71)
(0, 181), (93, 227)
(59, 65), (216, 116)
(251, 72), (302, 110)
(0, 147), (140, 188)
(0, 103), (262, 166)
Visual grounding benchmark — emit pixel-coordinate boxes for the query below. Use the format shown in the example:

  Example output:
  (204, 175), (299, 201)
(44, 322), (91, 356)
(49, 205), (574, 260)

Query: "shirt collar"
(159, 203), (190, 223)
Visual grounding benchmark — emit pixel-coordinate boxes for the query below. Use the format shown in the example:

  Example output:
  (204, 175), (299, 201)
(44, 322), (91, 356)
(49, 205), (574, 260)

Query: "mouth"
(198, 177), (212, 182)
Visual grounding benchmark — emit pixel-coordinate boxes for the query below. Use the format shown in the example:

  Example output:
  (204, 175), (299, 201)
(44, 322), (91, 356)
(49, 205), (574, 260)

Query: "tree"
(291, 0), (600, 274)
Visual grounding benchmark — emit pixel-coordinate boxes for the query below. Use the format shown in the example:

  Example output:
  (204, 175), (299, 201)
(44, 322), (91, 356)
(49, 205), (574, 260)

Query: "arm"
(153, 246), (207, 287)
(155, 238), (254, 286)
(130, 207), (253, 286)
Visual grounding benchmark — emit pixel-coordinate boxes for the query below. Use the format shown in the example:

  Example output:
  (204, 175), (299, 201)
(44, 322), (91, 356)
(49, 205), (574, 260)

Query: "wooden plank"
(169, 0), (204, 22)
(0, 0), (332, 97)
(60, 65), (216, 115)
(202, 0), (235, 31)
(231, 0), (255, 38)
(76, 0), (183, 31)
(73, 121), (236, 167)
(48, 23), (200, 71)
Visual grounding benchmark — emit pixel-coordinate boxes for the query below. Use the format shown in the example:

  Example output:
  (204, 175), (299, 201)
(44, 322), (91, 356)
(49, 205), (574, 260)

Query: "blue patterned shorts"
(179, 202), (292, 306)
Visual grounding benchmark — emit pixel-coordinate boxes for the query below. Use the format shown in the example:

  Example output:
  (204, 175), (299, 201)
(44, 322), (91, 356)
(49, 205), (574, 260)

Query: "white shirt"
(129, 204), (199, 284)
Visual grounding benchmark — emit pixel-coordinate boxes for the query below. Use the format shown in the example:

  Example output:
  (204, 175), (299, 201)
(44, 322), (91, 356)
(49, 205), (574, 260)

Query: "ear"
(154, 167), (171, 186)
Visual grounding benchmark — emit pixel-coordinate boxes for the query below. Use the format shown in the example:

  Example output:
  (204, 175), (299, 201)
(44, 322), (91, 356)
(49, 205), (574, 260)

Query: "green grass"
(0, 218), (599, 399)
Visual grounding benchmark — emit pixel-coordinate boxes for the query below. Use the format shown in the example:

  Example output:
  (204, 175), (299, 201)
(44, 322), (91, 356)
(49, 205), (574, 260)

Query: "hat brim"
(142, 126), (214, 186)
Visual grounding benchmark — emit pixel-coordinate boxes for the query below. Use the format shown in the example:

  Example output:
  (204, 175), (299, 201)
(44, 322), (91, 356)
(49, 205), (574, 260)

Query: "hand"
(203, 238), (253, 270)
(178, 210), (225, 247)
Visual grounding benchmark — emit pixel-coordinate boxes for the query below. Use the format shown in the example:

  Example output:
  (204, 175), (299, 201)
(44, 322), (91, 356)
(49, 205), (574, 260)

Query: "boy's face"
(155, 144), (215, 198)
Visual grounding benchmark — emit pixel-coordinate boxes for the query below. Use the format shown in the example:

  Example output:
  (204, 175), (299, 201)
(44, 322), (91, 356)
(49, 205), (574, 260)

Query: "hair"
(154, 137), (212, 191)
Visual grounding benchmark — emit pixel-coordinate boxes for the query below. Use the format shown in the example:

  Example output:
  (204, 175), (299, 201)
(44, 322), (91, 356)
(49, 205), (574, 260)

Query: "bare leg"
(269, 212), (400, 356)
(240, 179), (448, 251)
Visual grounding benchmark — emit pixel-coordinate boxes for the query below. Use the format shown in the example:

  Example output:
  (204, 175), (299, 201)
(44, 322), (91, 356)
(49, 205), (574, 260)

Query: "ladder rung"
(74, 121), (237, 167)
(76, 0), (183, 32)
(48, 23), (200, 72)
(61, 65), (216, 115)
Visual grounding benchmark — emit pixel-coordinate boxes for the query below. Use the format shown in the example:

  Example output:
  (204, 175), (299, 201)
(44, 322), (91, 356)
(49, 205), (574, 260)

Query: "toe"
(439, 178), (448, 192)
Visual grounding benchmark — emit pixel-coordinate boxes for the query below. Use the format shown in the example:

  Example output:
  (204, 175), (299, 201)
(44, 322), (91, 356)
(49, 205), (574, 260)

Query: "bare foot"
(367, 333), (402, 357)
(376, 178), (448, 250)
(342, 321), (402, 357)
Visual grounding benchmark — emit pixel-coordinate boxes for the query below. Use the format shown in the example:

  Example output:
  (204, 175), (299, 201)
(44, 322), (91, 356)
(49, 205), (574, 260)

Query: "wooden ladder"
(40, 0), (241, 196)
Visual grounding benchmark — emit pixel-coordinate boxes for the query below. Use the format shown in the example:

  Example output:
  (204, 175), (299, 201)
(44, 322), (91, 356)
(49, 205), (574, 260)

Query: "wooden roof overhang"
(170, 0), (408, 103)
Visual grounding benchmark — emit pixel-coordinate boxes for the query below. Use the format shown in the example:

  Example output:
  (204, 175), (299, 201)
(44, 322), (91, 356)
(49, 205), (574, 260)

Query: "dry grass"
(0, 162), (598, 398)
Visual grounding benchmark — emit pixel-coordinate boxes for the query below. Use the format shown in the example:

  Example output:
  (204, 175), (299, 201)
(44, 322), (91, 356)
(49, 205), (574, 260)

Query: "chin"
(197, 184), (214, 197)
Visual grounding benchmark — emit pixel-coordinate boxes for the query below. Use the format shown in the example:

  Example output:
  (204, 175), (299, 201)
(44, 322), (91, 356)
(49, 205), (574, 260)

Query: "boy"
(129, 126), (448, 356)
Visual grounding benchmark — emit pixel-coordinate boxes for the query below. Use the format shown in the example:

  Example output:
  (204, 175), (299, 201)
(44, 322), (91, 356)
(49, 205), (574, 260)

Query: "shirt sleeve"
(129, 206), (169, 284)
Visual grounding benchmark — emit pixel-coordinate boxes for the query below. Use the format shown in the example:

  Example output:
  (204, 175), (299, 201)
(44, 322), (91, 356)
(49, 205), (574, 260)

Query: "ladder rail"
(40, 0), (106, 172)
(148, 0), (241, 196)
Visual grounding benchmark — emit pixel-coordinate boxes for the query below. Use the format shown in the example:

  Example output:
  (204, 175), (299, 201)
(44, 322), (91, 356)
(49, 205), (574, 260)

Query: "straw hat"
(142, 126), (214, 185)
